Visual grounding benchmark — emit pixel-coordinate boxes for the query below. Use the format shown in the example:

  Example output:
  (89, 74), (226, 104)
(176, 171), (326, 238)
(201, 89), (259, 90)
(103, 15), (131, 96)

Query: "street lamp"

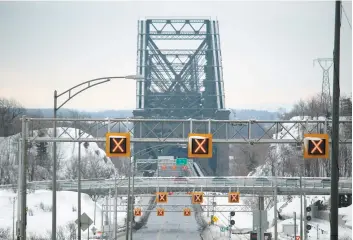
(51, 74), (143, 240)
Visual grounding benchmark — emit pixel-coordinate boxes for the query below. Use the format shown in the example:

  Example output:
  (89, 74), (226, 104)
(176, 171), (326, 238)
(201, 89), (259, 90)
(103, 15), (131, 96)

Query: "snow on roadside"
(0, 190), (146, 239)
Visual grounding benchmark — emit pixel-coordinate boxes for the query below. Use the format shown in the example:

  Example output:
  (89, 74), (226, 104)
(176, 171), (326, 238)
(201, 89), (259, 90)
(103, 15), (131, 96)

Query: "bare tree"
(0, 97), (25, 136)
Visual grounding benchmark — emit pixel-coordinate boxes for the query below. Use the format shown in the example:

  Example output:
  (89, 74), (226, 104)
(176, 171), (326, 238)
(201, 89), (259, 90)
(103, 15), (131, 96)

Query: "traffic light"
(303, 133), (329, 159)
(229, 211), (235, 226)
(192, 192), (204, 204)
(105, 133), (131, 157)
(250, 232), (257, 240)
(188, 133), (213, 158)
(156, 192), (168, 203)
(306, 206), (312, 232)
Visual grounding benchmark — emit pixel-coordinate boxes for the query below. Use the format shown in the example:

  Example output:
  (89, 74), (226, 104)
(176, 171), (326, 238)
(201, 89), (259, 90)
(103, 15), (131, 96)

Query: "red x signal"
(303, 134), (329, 159)
(105, 133), (130, 157)
(228, 192), (240, 203)
(188, 133), (213, 158)
(157, 208), (164, 216)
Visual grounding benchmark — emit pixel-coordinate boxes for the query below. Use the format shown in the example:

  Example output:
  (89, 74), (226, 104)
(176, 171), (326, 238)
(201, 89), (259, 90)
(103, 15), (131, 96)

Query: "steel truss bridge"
(4, 177), (351, 195)
(133, 18), (230, 174)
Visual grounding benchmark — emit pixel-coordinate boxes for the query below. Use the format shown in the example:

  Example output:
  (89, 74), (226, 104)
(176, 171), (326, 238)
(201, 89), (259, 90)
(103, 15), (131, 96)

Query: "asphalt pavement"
(117, 167), (202, 240)
(131, 195), (202, 240)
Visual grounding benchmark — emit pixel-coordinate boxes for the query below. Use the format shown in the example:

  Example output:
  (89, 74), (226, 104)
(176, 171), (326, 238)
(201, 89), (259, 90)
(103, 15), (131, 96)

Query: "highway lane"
(129, 195), (202, 240)
(118, 168), (202, 240)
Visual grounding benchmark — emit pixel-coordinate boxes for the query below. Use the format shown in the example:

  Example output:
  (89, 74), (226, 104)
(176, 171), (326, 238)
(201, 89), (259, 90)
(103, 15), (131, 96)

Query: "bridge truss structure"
(133, 18), (230, 174)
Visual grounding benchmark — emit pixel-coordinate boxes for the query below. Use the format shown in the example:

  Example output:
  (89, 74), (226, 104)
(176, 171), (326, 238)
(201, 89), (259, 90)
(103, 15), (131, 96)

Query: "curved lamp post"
(51, 75), (143, 240)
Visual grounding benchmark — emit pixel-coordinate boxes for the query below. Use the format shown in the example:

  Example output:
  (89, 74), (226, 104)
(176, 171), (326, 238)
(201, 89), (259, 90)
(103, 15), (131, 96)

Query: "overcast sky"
(0, 1), (351, 112)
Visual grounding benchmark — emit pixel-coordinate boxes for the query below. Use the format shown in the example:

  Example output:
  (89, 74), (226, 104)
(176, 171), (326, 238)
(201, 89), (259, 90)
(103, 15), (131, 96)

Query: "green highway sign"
(176, 158), (188, 166)
(220, 227), (228, 232)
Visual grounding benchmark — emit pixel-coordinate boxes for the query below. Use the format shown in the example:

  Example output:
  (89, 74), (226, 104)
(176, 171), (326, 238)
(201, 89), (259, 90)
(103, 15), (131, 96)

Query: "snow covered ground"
(0, 190), (151, 239)
(200, 193), (352, 240)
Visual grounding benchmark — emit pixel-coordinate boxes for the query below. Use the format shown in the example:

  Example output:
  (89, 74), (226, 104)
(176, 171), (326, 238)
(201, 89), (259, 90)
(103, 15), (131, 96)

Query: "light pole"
(51, 75), (143, 240)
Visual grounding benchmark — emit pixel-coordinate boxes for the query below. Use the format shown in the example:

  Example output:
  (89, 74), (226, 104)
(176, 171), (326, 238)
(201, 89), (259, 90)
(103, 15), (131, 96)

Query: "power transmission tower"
(313, 58), (333, 117)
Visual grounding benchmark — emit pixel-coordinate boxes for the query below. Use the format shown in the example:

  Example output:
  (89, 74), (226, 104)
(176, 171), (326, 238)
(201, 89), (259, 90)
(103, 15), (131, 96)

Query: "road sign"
(91, 226), (97, 235)
(182, 165), (188, 170)
(176, 158), (188, 165)
(220, 226), (228, 232)
(228, 192), (240, 203)
(156, 192), (168, 203)
(134, 208), (142, 216)
(105, 132), (130, 157)
(296, 236), (301, 240)
(212, 216), (218, 222)
(171, 165), (177, 170)
(75, 212), (93, 231)
(161, 165), (167, 170)
(192, 192), (204, 204)
(188, 133), (213, 158)
(183, 208), (191, 216)
(303, 133), (329, 159)
(157, 208), (164, 216)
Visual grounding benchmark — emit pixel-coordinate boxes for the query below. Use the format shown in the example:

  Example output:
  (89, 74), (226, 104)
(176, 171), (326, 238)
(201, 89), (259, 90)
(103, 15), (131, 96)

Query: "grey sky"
(0, 1), (351, 112)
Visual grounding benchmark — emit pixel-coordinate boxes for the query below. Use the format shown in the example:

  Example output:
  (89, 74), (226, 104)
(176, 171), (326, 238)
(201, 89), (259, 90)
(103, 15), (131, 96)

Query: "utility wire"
(341, 4), (352, 29)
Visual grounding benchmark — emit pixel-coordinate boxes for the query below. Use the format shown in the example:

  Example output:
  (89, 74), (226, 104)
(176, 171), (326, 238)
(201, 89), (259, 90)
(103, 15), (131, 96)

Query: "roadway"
(118, 165), (203, 240)
(120, 195), (202, 240)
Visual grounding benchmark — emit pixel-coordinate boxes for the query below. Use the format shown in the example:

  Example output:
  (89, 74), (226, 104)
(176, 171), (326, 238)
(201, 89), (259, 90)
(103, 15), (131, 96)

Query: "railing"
(1, 177), (351, 192)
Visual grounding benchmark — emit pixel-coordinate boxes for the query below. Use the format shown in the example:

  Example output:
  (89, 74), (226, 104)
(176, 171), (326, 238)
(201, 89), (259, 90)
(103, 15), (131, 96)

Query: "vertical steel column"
(13, 197), (15, 240)
(274, 187), (278, 240)
(129, 158), (136, 240)
(304, 195), (308, 240)
(330, 2), (341, 240)
(125, 159), (132, 240)
(52, 91), (57, 240)
(114, 177), (117, 240)
(300, 161), (303, 240)
(16, 141), (22, 239)
(78, 129), (82, 240)
(258, 196), (264, 240)
(294, 212), (297, 238)
(20, 116), (27, 240)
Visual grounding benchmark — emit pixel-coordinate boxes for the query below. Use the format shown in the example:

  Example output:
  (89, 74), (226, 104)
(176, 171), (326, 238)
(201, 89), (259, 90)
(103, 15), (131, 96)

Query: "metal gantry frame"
(23, 118), (352, 144)
(17, 117), (352, 240)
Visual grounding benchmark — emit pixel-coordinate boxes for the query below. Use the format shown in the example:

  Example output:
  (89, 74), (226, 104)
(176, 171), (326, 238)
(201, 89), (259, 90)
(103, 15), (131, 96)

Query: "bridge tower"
(133, 18), (230, 175)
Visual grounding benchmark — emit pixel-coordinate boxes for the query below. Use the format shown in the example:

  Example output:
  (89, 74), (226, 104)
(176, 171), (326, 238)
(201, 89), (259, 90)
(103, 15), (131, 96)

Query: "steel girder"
(24, 118), (352, 145)
(135, 18), (225, 118)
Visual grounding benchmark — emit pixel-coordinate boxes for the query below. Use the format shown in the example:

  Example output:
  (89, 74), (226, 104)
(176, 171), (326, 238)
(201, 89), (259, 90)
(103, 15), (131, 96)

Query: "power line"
(341, 4), (352, 29)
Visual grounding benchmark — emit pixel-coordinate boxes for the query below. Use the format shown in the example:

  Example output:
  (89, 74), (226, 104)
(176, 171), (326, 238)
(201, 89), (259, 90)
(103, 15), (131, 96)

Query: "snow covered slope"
(0, 128), (115, 183)
(249, 115), (351, 177)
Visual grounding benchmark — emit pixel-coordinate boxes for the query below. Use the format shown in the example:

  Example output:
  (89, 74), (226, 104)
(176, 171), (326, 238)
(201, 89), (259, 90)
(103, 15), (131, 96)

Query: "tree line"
(230, 93), (352, 177)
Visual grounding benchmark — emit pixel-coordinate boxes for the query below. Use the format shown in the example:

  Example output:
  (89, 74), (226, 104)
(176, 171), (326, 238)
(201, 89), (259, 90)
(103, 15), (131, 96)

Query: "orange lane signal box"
(134, 208), (142, 216)
(183, 208), (191, 216)
(156, 192), (168, 203)
(188, 133), (213, 158)
(105, 132), (131, 157)
(303, 133), (329, 159)
(228, 192), (240, 203)
(157, 208), (165, 216)
(192, 192), (204, 204)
